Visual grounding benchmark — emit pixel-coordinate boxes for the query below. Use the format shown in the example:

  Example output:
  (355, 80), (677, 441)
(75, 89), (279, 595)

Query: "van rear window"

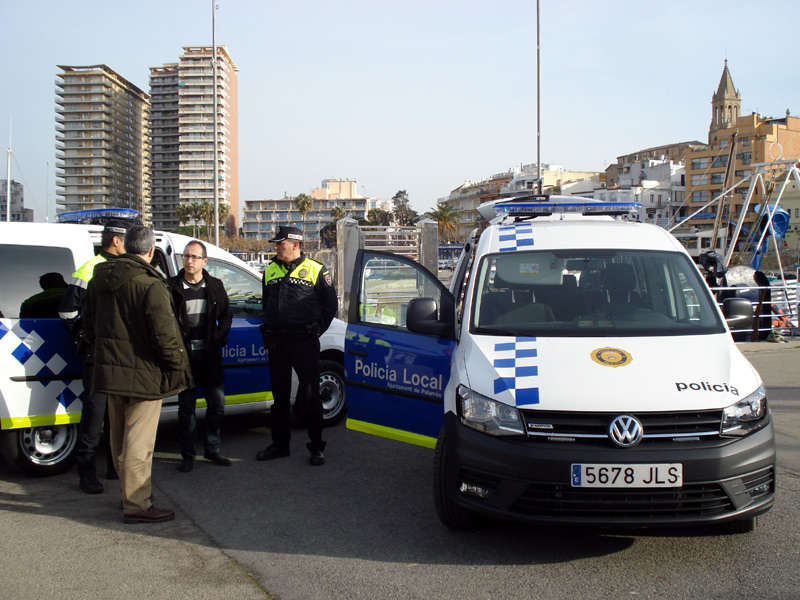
(471, 249), (726, 337)
(0, 245), (75, 319)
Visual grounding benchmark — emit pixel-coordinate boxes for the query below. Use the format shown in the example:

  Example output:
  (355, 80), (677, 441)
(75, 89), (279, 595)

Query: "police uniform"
(257, 227), (337, 464)
(58, 221), (127, 493)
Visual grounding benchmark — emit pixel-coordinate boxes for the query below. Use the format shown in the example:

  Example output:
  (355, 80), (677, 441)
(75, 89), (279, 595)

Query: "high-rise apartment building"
(55, 65), (150, 216)
(149, 46), (239, 234)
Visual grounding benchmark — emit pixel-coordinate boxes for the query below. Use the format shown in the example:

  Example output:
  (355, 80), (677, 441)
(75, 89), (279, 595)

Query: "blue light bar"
(495, 201), (642, 217)
(55, 208), (140, 223)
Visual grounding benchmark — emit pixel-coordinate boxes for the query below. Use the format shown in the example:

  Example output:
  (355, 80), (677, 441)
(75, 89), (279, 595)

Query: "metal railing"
(713, 280), (798, 340)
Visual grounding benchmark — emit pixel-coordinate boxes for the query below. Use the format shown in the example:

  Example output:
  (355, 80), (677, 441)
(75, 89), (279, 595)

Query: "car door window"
(358, 252), (444, 331)
(181, 255), (263, 318)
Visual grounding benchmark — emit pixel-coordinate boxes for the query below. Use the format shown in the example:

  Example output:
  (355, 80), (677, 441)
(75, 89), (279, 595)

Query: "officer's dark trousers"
(267, 332), (326, 453)
(76, 353), (113, 478)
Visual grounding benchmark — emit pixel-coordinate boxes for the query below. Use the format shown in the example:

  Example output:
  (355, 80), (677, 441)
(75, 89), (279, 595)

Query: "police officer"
(256, 226), (337, 466)
(59, 220), (128, 494)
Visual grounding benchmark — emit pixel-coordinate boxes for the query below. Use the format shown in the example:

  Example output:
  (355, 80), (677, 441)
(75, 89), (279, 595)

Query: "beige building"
(55, 65), (150, 217)
(242, 179), (368, 247)
(439, 170), (513, 242)
(149, 46), (240, 234)
(681, 62), (800, 242)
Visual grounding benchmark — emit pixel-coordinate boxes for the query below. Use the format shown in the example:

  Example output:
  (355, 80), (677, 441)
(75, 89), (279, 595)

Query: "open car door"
(345, 250), (456, 448)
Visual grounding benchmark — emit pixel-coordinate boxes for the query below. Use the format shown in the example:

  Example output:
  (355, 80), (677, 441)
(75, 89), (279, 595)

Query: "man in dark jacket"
(168, 240), (233, 473)
(256, 226), (337, 466)
(84, 226), (192, 524)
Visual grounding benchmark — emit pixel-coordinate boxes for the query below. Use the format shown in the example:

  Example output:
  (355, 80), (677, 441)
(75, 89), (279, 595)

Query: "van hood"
(459, 333), (761, 412)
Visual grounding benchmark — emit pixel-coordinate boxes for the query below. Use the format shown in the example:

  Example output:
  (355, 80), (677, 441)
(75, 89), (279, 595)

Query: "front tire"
(0, 424), (78, 477)
(434, 429), (477, 529)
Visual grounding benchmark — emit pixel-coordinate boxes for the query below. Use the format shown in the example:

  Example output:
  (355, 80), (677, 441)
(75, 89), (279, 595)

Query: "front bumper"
(444, 412), (776, 527)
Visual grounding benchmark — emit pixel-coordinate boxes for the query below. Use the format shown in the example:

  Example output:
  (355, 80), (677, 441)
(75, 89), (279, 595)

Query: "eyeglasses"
(183, 254), (206, 261)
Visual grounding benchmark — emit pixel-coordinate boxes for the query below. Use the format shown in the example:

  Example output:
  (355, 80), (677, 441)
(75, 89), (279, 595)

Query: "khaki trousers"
(107, 395), (163, 513)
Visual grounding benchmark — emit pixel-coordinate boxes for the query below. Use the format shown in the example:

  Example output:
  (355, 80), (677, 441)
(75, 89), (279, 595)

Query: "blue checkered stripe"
(0, 320), (83, 410)
(498, 224), (534, 252)
(492, 337), (539, 406)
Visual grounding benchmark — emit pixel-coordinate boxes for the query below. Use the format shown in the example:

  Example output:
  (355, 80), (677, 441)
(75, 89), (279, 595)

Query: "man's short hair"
(124, 226), (156, 255)
(184, 240), (207, 258)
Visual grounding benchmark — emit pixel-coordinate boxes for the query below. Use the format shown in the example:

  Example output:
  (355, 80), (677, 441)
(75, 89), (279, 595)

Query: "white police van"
(344, 196), (774, 533)
(0, 217), (345, 476)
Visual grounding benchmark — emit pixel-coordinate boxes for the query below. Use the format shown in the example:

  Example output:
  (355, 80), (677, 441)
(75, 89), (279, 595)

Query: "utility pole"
(536, 0), (542, 195)
(212, 0), (220, 246)
(5, 118), (11, 223)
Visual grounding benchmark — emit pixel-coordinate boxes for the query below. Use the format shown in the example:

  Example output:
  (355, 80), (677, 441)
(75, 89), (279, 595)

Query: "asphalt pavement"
(1, 341), (799, 600)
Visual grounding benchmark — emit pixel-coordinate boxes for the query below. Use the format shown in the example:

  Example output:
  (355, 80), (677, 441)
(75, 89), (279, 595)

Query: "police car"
(343, 196), (774, 533)
(0, 217), (345, 476)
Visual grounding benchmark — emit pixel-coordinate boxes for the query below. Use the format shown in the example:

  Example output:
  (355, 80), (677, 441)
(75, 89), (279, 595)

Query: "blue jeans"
(178, 353), (225, 458)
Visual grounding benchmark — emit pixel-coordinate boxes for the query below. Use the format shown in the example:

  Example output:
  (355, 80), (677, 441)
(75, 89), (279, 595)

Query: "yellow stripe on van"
(346, 419), (436, 449)
(1, 413), (81, 430)
(195, 391), (274, 408)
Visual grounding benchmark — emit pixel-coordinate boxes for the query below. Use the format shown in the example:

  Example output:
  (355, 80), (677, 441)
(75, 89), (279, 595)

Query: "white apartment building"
(55, 65), (150, 215)
(149, 46), (239, 234)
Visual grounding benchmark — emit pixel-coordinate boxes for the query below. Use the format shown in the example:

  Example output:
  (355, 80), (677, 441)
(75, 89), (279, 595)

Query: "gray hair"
(124, 225), (156, 255)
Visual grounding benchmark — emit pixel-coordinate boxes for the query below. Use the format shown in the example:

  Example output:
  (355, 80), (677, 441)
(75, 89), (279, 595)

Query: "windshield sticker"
(676, 382), (739, 396)
(519, 263), (539, 275)
(590, 347), (632, 368)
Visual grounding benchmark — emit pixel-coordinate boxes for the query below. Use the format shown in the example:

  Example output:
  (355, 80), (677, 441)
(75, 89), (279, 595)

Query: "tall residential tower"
(55, 65), (150, 216)
(149, 46), (239, 234)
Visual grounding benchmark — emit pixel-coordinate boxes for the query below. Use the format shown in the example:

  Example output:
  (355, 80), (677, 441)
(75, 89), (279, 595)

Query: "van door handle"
(347, 349), (368, 357)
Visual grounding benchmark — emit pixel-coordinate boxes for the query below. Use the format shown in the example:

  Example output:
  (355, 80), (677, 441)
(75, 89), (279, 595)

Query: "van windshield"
(471, 249), (726, 337)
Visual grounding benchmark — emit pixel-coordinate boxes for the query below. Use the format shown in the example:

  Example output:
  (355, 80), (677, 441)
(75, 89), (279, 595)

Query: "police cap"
(269, 226), (303, 243)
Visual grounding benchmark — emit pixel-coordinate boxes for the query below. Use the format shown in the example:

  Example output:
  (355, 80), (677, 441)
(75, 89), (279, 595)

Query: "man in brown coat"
(84, 226), (192, 523)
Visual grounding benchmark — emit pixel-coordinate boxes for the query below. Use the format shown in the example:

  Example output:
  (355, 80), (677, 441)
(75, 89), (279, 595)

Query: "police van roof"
(475, 196), (684, 255)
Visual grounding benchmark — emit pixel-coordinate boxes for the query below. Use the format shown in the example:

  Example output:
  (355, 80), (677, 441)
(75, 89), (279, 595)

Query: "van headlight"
(721, 386), (768, 437)
(458, 385), (525, 436)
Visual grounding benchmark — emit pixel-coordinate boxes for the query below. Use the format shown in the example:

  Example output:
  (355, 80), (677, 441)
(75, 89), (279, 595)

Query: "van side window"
(0, 245), (75, 319)
(189, 256), (263, 318)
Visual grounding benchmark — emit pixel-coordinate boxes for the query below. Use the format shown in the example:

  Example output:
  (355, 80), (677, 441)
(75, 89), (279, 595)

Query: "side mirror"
(407, 297), (453, 337)
(722, 297), (754, 330)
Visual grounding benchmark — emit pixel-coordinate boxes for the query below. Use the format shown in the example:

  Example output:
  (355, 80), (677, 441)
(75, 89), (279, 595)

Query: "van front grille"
(521, 409), (723, 443)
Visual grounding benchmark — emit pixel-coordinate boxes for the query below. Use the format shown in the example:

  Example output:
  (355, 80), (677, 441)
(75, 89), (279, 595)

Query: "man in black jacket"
(168, 240), (233, 472)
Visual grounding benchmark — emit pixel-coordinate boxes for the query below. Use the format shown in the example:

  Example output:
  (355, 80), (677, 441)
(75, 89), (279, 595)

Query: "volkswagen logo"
(608, 415), (643, 447)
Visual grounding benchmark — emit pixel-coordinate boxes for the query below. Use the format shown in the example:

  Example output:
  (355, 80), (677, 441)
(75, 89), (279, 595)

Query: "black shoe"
(105, 465), (119, 480)
(309, 450), (325, 466)
(177, 457), (194, 473)
(203, 451), (231, 467)
(255, 445), (290, 461)
(79, 475), (104, 494)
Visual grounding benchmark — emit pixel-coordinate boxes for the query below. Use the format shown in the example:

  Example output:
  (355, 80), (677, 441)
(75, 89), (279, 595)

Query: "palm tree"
(367, 208), (392, 226)
(197, 200), (214, 240)
(330, 205), (346, 222)
(426, 203), (459, 243)
(294, 193), (313, 245)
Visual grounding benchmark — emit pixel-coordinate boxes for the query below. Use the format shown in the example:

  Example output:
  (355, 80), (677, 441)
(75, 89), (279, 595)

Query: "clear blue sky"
(2, 0), (798, 222)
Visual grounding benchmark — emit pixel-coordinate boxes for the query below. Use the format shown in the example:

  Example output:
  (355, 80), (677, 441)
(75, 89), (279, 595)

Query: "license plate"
(571, 463), (682, 488)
